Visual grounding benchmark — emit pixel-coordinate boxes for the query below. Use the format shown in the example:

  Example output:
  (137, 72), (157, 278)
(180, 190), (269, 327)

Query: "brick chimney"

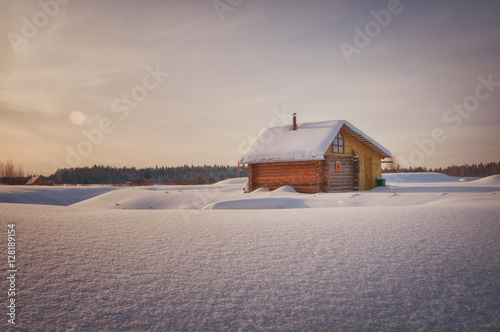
(292, 113), (297, 131)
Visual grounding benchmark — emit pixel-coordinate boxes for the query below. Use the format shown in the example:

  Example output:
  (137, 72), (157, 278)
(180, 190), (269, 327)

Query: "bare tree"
(0, 159), (25, 184)
(3, 159), (15, 178)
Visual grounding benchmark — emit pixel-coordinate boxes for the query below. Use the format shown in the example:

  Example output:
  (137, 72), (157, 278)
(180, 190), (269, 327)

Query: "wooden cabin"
(238, 117), (392, 193)
(26, 176), (46, 186)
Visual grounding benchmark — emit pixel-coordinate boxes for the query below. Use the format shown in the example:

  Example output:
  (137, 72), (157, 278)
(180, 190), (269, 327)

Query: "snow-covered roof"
(239, 120), (392, 164)
(26, 176), (41, 185)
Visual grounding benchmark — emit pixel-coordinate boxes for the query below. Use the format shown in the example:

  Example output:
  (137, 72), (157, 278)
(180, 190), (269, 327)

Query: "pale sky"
(1, 0), (499, 175)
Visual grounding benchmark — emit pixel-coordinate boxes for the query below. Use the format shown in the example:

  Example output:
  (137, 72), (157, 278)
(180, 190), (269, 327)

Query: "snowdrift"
(71, 181), (247, 210)
(381, 173), (500, 194)
(383, 172), (464, 183)
(203, 197), (309, 210)
(75, 174), (500, 210)
(470, 174), (500, 185)
(1, 174), (499, 210)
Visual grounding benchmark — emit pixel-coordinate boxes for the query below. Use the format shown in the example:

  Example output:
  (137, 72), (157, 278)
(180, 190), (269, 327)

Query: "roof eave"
(239, 156), (326, 164)
(341, 123), (392, 159)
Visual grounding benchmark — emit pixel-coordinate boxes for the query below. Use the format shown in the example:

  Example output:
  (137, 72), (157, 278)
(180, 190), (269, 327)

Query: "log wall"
(247, 158), (361, 194)
(248, 161), (323, 194)
(325, 156), (359, 192)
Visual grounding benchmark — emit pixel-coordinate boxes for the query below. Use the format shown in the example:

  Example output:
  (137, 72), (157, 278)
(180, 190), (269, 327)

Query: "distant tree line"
(2, 159), (499, 185)
(383, 161), (500, 177)
(46, 164), (247, 185)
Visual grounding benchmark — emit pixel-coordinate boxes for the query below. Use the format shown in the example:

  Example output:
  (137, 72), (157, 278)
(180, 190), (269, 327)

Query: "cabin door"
(365, 157), (374, 190)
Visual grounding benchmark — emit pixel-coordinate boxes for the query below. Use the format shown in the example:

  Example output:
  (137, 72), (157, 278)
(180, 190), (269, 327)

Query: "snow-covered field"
(1, 173), (499, 331)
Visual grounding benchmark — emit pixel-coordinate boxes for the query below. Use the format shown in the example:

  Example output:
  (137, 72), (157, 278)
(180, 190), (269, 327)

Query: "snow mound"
(251, 187), (271, 193)
(203, 197), (308, 210)
(214, 177), (248, 185)
(272, 185), (298, 193)
(469, 174), (500, 185)
(72, 182), (245, 210)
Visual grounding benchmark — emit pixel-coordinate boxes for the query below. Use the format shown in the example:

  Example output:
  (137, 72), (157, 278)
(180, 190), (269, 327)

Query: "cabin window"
(335, 161), (342, 172)
(332, 132), (344, 154)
